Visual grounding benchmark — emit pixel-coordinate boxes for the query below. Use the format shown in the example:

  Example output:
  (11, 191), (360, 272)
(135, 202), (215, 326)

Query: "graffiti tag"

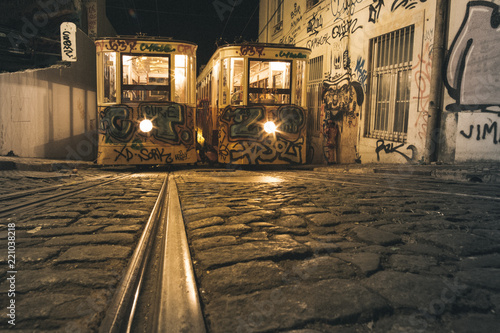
(375, 139), (417, 162)
(354, 57), (367, 91)
(330, 0), (363, 21)
(331, 18), (362, 40)
(114, 146), (173, 163)
(460, 121), (499, 144)
(391, 0), (427, 12)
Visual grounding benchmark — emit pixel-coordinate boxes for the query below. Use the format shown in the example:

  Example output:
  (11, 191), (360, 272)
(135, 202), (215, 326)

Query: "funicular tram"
(95, 37), (197, 165)
(197, 43), (311, 165)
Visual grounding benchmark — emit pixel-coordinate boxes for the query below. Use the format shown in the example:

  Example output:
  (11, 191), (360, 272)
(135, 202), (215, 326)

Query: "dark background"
(105, 0), (260, 71)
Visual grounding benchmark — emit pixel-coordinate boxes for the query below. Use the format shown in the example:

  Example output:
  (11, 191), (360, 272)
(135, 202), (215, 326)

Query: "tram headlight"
(264, 121), (277, 134)
(140, 119), (153, 133)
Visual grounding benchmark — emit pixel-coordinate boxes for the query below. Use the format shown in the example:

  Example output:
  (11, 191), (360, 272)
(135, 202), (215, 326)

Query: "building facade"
(259, 0), (500, 164)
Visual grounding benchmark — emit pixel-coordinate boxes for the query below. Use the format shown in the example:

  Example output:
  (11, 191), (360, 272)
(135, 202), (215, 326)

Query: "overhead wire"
(219, 0), (238, 41)
(240, 3), (259, 38)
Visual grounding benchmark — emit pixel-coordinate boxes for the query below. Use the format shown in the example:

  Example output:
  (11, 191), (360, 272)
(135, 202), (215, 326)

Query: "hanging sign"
(60, 22), (77, 62)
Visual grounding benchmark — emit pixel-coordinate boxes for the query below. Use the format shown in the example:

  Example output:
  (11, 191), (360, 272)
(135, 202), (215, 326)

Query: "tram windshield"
(248, 60), (291, 105)
(122, 55), (170, 102)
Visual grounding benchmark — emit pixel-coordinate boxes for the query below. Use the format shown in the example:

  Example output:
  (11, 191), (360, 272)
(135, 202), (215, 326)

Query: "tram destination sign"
(60, 22), (77, 62)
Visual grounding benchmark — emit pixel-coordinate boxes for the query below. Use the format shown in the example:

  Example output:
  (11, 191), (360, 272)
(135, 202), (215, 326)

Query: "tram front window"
(248, 60), (291, 105)
(122, 55), (170, 102)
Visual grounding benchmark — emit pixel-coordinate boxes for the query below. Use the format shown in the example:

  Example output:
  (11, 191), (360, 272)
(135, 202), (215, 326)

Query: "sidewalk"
(2, 155), (500, 183)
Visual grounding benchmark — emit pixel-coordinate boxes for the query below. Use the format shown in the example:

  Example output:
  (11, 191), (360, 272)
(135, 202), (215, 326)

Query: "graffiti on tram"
(218, 105), (307, 164)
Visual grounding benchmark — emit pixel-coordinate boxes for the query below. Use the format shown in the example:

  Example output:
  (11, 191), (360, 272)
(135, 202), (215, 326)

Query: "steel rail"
(156, 174), (206, 332)
(99, 175), (169, 333)
(0, 175), (132, 218)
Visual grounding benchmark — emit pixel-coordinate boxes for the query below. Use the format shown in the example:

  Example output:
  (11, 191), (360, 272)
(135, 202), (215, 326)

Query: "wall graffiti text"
(331, 18), (363, 40)
(391, 0), (427, 12)
(330, 0), (363, 21)
(460, 121), (500, 144)
(306, 33), (331, 50)
(375, 139), (417, 162)
(307, 12), (323, 36)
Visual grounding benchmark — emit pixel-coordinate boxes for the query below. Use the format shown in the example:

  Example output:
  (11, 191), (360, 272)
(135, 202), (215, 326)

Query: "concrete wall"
(259, 0), (500, 164)
(260, 0), (436, 164)
(440, 0), (500, 162)
(0, 28), (97, 160)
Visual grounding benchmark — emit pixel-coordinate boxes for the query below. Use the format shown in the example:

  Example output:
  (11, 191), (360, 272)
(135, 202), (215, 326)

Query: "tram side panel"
(97, 102), (197, 165)
(218, 104), (307, 165)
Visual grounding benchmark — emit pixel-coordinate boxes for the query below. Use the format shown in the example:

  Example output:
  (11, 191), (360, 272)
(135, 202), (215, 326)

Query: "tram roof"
(198, 42), (311, 80)
(96, 35), (197, 46)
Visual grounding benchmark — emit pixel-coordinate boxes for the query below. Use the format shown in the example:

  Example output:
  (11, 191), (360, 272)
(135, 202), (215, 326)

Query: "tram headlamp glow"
(140, 119), (153, 133)
(264, 121), (277, 134)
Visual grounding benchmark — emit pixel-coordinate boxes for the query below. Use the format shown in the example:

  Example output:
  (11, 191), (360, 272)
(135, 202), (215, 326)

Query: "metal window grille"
(366, 25), (414, 142)
(307, 55), (323, 133)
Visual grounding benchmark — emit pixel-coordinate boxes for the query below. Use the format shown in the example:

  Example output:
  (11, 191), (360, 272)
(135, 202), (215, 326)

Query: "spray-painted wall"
(0, 29), (97, 160)
(260, 0), (436, 164)
(441, 0), (500, 162)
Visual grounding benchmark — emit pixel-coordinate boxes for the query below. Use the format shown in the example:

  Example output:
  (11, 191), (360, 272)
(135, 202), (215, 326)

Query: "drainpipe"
(424, 0), (449, 163)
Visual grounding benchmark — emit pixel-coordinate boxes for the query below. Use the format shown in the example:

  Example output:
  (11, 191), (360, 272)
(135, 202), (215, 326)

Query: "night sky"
(105, 0), (260, 72)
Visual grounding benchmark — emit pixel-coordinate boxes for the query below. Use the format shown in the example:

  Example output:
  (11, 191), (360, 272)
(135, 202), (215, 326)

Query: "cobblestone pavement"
(0, 170), (165, 332)
(174, 169), (500, 333)
(1, 166), (500, 332)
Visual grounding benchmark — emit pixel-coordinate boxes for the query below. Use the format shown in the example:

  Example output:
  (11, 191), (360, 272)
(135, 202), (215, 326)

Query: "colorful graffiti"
(98, 102), (197, 165)
(354, 57), (367, 91)
(100, 105), (135, 143)
(218, 105), (307, 164)
(444, 1), (500, 113)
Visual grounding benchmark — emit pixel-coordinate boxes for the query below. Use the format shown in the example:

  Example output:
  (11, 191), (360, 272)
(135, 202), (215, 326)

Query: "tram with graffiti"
(95, 37), (197, 165)
(196, 43), (311, 165)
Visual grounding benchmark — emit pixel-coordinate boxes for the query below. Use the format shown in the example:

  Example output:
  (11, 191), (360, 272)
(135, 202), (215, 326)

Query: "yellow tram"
(95, 37), (197, 165)
(197, 43), (311, 165)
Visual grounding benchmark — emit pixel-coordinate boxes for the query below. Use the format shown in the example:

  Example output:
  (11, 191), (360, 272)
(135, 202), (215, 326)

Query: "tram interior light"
(140, 119), (153, 133)
(264, 121), (277, 134)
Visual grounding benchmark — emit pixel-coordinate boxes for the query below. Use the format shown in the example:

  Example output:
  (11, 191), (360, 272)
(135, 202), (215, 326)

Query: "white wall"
(442, 0), (500, 162)
(0, 29), (97, 160)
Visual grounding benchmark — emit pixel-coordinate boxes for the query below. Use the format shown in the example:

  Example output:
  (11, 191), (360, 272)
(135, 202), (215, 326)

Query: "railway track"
(99, 174), (206, 333)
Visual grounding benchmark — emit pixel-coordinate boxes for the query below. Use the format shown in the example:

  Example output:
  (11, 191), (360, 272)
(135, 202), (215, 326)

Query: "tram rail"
(99, 174), (206, 333)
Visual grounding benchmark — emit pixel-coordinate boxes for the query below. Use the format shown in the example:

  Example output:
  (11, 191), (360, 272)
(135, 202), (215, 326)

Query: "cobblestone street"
(175, 169), (500, 332)
(0, 165), (499, 332)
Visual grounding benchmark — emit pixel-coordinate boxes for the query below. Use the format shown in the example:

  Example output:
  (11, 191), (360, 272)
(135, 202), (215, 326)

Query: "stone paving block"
(17, 247), (60, 263)
(113, 209), (150, 218)
(279, 207), (329, 215)
(204, 279), (389, 333)
(274, 215), (307, 228)
(195, 239), (311, 270)
(388, 254), (438, 273)
(43, 233), (135, 246)
(352, 226), (401, 246)
(333, 252), (381, 276)
(102, 225), (142, 233)
(456, 268), (500, 291)
(202, 260), (285, 295)
(0, 268), (118, 293)
(290, 256), (357, 281)
(362, 271), (449, 309)
(186, 216), (225, 230)
(55, 245), (132, 262)
(304, 241), (340, 254)
(459, 253), (500, 269)
(14, 292), (83, 320)
(306, 213), (340, 227)
(192, 236), (239, 251)
(416, 231), (500, 256)
(445, 314), (500, 333)
(26, 226), (103, 237)
(18, 219), (74, 229)
(190, 224), (252, 240)
(228, 210), (275, 224)
(184, 207), (234, 222)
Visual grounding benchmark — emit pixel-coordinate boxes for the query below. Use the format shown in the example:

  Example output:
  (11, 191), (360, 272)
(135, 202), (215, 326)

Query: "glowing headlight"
(140, 119), (153, 133)
(264, 121), (277, 134)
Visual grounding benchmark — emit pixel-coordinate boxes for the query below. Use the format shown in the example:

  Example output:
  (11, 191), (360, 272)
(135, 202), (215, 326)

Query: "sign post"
(60, 22), (77, 62)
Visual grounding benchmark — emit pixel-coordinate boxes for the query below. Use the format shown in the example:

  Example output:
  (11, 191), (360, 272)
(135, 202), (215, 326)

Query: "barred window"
(366, 25), (414, 142)
(307, 55), (323, 133)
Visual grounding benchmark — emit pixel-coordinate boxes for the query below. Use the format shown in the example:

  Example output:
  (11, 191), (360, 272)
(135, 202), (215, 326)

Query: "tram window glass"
(296, 60), (306, 106)
(248, 60), (290, 104)
(122, 55), (170, 102)
(230, 58), (244, 105)
(103, 52), (117, 103)
(175, 54), (187, 103)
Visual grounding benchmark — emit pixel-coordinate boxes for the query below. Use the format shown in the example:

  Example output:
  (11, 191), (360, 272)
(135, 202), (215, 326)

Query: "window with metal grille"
(366, 25), (414, 142)
(307, 55), (323, 133)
